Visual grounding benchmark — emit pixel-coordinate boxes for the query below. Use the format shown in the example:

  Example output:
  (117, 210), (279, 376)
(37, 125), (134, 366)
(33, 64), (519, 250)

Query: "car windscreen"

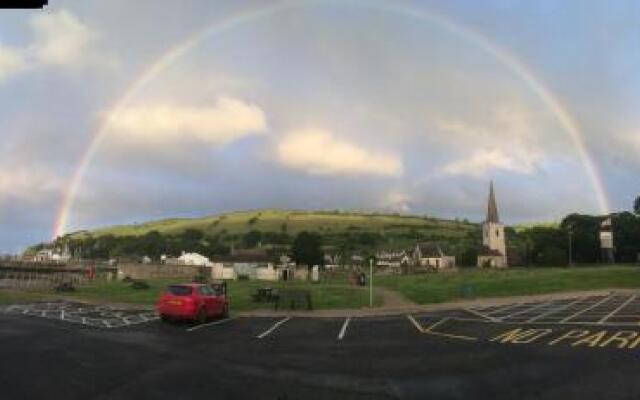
(167, 285), (192, 296)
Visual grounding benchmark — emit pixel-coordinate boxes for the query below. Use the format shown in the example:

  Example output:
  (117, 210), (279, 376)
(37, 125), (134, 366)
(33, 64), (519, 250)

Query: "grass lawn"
(376, 265), (640, 304)
(0, 277), (383, 312)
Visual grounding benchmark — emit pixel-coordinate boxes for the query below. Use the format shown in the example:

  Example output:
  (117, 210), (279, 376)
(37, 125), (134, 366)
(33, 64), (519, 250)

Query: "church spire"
(487, 181), (499, 223)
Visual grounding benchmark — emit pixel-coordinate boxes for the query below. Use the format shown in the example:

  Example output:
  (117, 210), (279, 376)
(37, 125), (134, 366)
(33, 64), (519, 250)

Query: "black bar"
(0, 0), (48, 9)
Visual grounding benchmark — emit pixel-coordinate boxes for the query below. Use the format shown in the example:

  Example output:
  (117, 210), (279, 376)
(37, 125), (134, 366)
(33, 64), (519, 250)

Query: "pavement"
(3, 291), (640, 399)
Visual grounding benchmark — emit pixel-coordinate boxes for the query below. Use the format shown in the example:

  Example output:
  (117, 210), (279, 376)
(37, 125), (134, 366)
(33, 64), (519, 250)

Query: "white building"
(413, 243), (455, 270)
(177, 251), (212, 266)
(34, 249), (71, 263)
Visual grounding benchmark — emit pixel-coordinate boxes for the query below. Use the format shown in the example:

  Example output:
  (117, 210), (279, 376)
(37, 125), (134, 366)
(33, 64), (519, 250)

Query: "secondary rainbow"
(52, 0), (610, 238)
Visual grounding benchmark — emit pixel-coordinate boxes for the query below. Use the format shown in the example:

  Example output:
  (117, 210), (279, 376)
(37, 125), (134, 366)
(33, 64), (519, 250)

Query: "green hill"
(64, 209), (479, 252)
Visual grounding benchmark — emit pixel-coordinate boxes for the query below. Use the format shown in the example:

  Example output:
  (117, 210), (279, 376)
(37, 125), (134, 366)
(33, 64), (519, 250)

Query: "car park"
(157, 282), (229, 323)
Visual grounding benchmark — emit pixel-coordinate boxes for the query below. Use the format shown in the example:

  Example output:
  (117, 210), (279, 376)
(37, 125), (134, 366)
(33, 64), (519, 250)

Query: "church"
(477, 181), (508, 268)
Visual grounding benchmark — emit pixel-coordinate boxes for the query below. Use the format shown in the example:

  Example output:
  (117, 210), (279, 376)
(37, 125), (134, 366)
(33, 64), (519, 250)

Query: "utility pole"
(568, 225), (573, 267)
(369, 257), (374, 307)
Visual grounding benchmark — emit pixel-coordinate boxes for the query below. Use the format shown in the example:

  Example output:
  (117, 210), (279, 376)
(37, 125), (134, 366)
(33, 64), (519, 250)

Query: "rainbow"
(52, 0), (610, 239)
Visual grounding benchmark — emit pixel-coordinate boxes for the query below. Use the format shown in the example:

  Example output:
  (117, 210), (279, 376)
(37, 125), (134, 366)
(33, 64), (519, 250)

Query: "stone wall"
(117, 263), (209, 280)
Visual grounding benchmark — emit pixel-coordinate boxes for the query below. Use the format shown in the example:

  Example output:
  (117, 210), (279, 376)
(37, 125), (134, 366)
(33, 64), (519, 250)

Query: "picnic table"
(252, 287), (279, 303)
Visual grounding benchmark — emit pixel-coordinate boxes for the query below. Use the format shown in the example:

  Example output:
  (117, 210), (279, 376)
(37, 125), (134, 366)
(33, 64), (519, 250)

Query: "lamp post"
(568, 225), (573, 267)
(369, 257), (374, 307)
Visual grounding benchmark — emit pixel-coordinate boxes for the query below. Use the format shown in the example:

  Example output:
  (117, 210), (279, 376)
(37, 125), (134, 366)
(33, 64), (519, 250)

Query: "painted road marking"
(498, 300), (556, 321)
(256, 317), (291, 339)
(186, 317), (237, 332)
(560, 295), (615, 323)
(408, 316), (478, 342)
(526, 297), (586, 323)
(424, 317), (478, 341)
(406, 315), (424, 333)
(464, 307), (498, 322)
(485, 303), (522, 316)
(599, 295), (636, 324)
(337, 317), (351, 340)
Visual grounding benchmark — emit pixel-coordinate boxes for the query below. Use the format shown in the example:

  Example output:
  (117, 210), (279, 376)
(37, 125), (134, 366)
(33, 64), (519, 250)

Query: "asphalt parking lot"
(3, 294), (640, 399)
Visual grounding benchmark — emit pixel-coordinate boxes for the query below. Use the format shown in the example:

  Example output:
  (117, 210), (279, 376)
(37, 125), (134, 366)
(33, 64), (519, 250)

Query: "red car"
(157, 283), (229, 323)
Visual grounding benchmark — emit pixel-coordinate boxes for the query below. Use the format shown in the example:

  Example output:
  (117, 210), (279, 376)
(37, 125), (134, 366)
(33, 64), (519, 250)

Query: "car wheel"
(196, 308), (207, 324)
(222, 303), (229, 318)
(160, 314), (170, 322)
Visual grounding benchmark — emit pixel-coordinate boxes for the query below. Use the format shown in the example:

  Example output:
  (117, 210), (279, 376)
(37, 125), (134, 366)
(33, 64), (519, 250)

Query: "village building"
(376, 250), (411, 274)
(34, 248), (71, 263)
(477, 181), (508, 268)
(162, 251), (212, 266)
(412, 242), (456, 271)
(323, 253), (342, 269)
(210, 249), (296, 282)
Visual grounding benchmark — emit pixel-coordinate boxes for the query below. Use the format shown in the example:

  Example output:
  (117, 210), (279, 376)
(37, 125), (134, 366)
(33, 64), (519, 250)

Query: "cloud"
(0, 165), (62, 205)
(108, 97), (267, 145)
(276, 128), (403, 177)
(29, 9), (101, 67)
(0, 9), (116, 83)
(439, 148), (541, 177)
(0, 45), (27, 81)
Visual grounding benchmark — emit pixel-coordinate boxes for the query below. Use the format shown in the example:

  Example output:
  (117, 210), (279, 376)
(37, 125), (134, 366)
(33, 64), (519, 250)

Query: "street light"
(369, 257), (373, 307)
(568, 224), (573, 267)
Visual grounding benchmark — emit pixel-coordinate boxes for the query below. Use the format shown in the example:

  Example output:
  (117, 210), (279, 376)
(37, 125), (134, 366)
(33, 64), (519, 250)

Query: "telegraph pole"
(568, 225), (573, 267)
(369, 257), (374, 307)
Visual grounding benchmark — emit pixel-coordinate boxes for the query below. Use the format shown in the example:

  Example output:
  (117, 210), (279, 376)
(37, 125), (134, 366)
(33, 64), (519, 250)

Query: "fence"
(117, 263), (210, 280)
(0, 270), (94, 291)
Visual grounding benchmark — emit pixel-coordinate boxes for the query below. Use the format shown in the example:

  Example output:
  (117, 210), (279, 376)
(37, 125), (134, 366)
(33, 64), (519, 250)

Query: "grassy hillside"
(69, 209), (478, 244)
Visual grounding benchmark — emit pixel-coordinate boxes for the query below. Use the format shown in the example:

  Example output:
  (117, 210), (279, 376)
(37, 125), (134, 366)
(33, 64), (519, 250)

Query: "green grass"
(68, 208), (477, 241)
(0, 277), (383, 312)
(376, 265), (640, 304)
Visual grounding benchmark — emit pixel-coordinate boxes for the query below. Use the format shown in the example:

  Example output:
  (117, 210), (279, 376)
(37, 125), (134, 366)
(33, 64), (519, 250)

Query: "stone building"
(477, 181), (508, 268)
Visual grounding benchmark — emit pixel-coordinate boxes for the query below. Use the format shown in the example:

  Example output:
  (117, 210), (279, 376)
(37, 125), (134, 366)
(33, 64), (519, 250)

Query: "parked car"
(157, 282), (229, 323)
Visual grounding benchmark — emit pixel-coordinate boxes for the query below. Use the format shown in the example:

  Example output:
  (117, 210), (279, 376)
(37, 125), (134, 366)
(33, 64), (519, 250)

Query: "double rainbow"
(52, 1), (610, 238)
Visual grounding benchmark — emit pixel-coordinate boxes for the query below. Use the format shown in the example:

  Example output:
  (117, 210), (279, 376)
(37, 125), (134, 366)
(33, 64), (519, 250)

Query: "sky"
(0, 0), (639, 252)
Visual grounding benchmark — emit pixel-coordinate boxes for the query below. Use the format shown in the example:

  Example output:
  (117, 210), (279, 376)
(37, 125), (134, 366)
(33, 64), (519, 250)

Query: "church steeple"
(486, 181), (499, 223)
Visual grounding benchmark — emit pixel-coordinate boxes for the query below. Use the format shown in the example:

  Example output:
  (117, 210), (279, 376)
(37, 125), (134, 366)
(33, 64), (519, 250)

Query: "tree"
(242, 230), (263, 248)
(291, 232), (324, 268)
(634, 196), (640, 216)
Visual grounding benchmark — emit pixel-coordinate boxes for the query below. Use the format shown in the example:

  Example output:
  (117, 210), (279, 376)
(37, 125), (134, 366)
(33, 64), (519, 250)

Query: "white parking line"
(598, 295), (636, 324)
(526, 297), (585, 323)
(337, 317), (351, 340)
(485, 303), (522, 316)
(256, 317), (291, 339)
(497, 300), (555, 321)
(560, 295), (615, 323)
(186, 317), (237, 332)
(406, 315), (424, 333)
(464, 308), (498, 322)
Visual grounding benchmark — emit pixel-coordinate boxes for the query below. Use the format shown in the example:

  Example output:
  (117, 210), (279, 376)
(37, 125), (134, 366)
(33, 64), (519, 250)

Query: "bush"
(537, 247), (567, 266)
(55, 282), (75, 292)
(130, 280), (150, 290)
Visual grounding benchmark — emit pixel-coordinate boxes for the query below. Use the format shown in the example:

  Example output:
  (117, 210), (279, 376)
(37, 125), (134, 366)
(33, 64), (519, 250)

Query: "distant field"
(513, 220), (560, 232)
(376, 265), (640, 304)
(69, 209), (478, 242)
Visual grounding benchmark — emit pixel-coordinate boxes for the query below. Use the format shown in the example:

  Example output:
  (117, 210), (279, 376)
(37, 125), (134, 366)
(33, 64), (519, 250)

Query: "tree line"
(41, 196), (640, 267)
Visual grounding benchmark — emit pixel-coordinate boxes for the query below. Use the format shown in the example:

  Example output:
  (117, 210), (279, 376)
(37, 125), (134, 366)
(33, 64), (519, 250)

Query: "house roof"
(416, 242), (444, 258)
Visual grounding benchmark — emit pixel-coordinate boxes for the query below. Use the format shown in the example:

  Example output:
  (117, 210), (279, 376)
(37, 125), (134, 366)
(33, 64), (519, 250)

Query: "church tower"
(478, 181), (508, 268)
